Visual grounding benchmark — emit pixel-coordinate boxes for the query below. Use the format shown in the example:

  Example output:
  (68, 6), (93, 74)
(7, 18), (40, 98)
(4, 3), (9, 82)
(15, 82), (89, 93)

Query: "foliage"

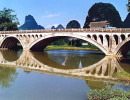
(50, 38), (99, 49)
(84, 2), (123, 28)
(88, 84), (130, 100)
(114, 72), (130, 81)
(66, 20), (81, 29)
(68, 39), (82, 47)
(52, 38), (69, 46)
(108, 96), (130, 100)
(0, 8), (19, 31)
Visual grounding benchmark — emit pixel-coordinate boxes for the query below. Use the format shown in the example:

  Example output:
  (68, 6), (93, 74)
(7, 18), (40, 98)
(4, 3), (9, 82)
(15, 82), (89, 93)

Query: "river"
(0, 49), (129, 100)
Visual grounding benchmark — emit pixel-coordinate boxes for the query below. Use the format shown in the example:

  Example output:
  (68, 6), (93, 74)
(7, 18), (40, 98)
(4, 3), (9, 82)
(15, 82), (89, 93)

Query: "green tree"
(0, 8), (19, 31)
(52, 38), (69, 46)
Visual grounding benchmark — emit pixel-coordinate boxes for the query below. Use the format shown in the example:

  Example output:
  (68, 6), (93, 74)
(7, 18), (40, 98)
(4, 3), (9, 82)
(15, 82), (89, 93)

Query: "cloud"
(43, 13), (60, 18)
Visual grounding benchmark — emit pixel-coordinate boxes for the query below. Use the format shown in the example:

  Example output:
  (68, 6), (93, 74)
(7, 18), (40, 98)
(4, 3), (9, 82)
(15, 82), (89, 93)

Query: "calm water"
(0, 50), (130, 100)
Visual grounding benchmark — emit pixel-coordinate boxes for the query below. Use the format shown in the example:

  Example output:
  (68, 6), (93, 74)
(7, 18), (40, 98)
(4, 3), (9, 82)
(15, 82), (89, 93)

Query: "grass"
(45, 45), (98, 51)
(88, 84), (130, 100)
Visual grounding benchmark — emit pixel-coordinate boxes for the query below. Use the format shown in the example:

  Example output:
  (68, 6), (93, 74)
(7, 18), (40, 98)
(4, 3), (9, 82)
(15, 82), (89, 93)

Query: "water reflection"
(118, 58), (130, 73)
(0, 50), (22, 62)
(0, 50), (129, 82)
(86, 80), (106, 89)
(0, 66), (17, 88)
(0, 50), (129, 100)
(47, 50), (104, 68)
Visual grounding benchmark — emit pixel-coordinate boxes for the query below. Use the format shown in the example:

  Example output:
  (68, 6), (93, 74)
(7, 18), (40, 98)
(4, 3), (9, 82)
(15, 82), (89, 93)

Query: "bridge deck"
(0, 28), (130, 34)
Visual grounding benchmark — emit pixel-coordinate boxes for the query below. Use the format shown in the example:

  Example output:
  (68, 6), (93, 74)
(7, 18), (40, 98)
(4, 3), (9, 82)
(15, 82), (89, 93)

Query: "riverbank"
(88, 84), (130, 100)
(114, 72), (130, 84)
(45, 45), (98, 51)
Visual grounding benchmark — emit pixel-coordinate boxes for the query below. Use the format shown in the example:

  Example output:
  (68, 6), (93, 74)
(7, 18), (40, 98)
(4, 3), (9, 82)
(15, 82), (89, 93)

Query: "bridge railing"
(0, 28), (130, 34)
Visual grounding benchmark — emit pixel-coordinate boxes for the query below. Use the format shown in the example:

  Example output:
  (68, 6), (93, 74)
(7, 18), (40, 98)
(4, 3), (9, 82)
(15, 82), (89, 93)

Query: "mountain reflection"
(47, 51), (104, 68)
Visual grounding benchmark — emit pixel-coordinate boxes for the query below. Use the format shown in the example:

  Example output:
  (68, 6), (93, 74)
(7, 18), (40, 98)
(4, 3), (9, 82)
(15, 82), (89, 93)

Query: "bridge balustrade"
(0, 28), (130, 34)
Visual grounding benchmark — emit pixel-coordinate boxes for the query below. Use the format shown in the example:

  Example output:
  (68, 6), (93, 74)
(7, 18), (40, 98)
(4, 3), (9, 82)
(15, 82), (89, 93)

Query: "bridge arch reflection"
(0, 50), (129, 82)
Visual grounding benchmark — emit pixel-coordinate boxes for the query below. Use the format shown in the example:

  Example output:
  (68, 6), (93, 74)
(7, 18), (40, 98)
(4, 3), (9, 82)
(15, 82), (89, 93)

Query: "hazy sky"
(0, 0), (128, 28)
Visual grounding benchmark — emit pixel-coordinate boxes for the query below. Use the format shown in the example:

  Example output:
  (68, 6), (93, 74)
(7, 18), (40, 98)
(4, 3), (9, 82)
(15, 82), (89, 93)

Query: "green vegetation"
(46, 39), (98, 50)
(84, 2), (123, 28)
(52, 38), (69, 46)
(45, 45), (98, 51)
(88, 84), (130, 100)
(114, 72), (130, 81)
(52, 38), (98, 48)
(0, 8), (19, 31)
(54, 38), (83, 47)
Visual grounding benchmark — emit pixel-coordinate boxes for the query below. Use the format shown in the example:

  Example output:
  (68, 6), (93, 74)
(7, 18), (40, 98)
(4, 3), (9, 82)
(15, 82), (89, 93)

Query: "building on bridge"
(90, 21), (111, 28)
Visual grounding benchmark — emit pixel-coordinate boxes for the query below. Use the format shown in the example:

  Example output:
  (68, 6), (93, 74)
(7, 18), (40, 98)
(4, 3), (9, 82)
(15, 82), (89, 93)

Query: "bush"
(88, 84), (130, 100)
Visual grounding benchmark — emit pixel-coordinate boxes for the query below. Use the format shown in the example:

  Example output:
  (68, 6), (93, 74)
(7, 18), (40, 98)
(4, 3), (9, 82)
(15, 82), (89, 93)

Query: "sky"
(0, 0), (128, 28)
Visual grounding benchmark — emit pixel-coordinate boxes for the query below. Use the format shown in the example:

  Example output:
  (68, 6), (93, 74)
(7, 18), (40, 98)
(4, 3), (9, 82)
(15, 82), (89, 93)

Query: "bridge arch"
(0, 36), (24, 49)
(114, 37), (130, 56)
(99, 35), (103, 44)
(121, 34), (126, 41)
(27, 33), (108, 54)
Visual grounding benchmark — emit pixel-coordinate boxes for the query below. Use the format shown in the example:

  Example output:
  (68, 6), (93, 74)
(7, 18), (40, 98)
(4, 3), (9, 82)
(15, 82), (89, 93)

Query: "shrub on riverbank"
(114, 72), (130, 81)
(88, 85), (130, 100)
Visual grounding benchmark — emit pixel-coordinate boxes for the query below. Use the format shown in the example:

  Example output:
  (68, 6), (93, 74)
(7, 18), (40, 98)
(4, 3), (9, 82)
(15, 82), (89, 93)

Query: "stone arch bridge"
(0, 28), (130, 57)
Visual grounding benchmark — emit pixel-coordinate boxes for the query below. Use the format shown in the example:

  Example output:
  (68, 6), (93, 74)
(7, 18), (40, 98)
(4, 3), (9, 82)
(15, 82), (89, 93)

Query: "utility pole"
(127, 0), (130, 12)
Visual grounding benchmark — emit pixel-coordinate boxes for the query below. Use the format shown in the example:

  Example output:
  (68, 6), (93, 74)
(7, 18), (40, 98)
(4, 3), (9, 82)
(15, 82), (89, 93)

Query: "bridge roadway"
(0, 28), (130, 57)
(0, 50), (127, 82)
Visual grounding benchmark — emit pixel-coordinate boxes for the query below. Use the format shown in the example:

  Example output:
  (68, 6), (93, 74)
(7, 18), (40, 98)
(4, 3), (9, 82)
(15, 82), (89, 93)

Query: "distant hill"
(51, 26), (56, 29)
(124, 13), (130, 28)
(19, 15), (45, 30)
(56, 24), (65, 29)
(66, 20), (81, 29)
(83, 2), (123, 28)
